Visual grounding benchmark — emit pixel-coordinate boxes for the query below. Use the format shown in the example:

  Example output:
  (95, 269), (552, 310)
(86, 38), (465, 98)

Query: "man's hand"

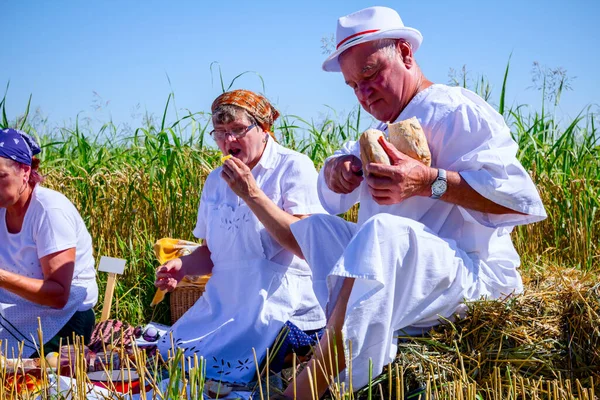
(365, 137), (435, 205)
(155, 258), (185, 292)
(324, 155), (364, 194)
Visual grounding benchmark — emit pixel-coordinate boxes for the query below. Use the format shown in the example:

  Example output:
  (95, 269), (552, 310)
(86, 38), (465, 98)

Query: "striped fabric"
(336, 29), (380, 49)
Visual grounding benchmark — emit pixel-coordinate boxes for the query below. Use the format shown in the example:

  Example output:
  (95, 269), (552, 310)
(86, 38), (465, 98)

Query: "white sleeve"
(192, 176), (213, 239)
(280, 155), (328, 215)
(192, 197), (208, 239)
(432, 101), (547, 228)
(317, 140), (362, 215)
(35, 207), (78, 258)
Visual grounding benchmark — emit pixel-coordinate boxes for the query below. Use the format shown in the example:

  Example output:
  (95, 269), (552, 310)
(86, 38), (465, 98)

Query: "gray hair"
(212, 104), (257, 127)
(372, 38), (412, 59)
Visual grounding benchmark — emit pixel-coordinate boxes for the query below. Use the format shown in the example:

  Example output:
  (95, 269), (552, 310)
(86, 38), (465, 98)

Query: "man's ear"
(397, 40), (414, 68)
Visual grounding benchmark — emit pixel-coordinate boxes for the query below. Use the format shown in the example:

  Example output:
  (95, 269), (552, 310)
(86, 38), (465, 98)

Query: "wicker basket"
(169, 276), (210, 324)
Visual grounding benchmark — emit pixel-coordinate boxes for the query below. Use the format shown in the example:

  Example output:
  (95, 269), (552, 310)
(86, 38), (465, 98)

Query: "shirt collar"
(375, 84), (439, 133)
(254, 135), (278, 171)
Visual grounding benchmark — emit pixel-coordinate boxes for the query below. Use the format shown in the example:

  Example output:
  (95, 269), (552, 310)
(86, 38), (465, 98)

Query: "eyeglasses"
(210, 123), (256, 141)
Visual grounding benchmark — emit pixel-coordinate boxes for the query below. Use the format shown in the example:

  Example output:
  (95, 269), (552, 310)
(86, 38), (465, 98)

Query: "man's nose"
(356, 83), (373, 102)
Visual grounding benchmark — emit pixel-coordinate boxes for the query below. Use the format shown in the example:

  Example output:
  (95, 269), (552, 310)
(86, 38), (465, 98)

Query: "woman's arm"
(155, 244), (214, 292)
(180, 244), (214, 277)
(221, 157), (310, 259)
(243, 191), (308, 258)
(0, 248), (76, 309)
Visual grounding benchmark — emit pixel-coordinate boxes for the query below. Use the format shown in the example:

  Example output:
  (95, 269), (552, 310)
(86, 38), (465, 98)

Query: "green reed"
(0, 63), (598, 327)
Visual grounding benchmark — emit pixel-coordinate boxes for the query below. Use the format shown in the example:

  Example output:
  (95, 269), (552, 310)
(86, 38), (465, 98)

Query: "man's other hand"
(324, 155), (364, 194)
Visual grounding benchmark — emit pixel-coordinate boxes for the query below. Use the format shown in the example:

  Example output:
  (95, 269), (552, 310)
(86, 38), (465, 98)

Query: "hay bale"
(388, 265), (600, 393)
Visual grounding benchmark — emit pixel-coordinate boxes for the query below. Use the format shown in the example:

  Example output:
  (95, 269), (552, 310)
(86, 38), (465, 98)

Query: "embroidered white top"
(194, 136), (328, 276)
(158, 137), (327, 383)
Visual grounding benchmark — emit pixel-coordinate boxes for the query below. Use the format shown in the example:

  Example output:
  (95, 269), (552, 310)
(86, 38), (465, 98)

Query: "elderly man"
(284, 5), (547, 398)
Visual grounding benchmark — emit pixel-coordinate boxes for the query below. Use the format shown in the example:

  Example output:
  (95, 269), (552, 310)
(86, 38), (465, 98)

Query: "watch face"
(432, 180), (447, 196)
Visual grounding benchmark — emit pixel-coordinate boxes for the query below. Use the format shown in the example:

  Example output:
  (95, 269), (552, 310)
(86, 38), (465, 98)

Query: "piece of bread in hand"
(388, 117), (431, 166)
(359, 129), (390, 168)
(204, 380), (233, 398)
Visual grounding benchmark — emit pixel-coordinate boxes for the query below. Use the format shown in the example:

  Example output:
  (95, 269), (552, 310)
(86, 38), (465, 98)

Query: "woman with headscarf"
(0, 128), (98, 357)
(154, 89), (326, 384)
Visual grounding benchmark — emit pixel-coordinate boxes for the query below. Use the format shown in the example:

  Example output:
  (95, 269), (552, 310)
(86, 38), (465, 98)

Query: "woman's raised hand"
(154, 258), (185, 292)
(220, 157), (261, 199)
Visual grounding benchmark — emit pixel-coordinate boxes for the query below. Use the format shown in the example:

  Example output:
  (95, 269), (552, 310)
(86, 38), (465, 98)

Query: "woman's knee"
(302, 214), (354, 235)
(292, 214), (356, 256)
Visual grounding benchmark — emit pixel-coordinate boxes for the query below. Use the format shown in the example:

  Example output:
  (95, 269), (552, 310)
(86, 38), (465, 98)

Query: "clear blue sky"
(2, 0), (599, 135)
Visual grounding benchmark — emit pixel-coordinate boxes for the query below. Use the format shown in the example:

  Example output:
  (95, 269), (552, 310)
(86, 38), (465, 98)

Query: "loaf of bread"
(359, 129), (390, 167)
(387, 117), (431, 166)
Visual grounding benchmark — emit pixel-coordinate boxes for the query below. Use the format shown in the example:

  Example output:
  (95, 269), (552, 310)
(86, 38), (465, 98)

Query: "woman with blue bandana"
(0, 128), (98, 358)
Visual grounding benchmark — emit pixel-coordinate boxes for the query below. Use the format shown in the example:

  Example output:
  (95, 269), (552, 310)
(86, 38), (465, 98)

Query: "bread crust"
(388, 117), (431, 166)
(359, 129), (390, 167)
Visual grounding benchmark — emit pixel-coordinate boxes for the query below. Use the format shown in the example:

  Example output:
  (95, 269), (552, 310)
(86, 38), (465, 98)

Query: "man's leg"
(287, 214), (358, 399)
(290, 213), (481, 396)
(332, 214), (481, 391)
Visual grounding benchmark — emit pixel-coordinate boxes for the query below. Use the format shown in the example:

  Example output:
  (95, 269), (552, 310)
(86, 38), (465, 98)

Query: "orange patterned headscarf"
(211, 89), (280, 134)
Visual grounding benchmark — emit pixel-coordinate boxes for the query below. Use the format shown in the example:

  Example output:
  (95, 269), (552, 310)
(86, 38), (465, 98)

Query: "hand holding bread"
(359, 129), (391, 167)
(359, 117), (434, 205)
(326, 117), (431, 197)
(359, 117), (430, 167)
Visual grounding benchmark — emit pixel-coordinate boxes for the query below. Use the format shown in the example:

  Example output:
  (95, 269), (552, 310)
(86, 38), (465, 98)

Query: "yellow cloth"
(150, 238), (210, 306)
(154, 238), (200, 264)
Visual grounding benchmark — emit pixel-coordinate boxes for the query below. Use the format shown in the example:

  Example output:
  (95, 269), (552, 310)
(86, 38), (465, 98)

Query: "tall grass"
(0, 63), (598, 397)
(510, 106), (599, 270)
(1, 64), (598, 323)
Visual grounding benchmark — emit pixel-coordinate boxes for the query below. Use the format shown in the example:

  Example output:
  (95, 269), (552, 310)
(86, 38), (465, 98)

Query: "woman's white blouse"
(194, 137), (328, 275)
(156, 138), (327, 382)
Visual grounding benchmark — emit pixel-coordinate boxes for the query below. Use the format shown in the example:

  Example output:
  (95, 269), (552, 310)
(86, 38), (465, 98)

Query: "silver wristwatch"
(431, 168), (447, 199)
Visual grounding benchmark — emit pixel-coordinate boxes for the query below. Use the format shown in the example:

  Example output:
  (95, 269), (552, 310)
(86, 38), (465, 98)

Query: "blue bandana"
(0, 128), (41, 166)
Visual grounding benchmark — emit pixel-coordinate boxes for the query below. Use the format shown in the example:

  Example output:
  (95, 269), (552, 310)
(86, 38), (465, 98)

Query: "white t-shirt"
(0, 186), (98, 310)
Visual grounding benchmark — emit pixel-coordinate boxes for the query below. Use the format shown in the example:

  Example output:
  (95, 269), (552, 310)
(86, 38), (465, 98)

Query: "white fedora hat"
(323, 6), (423, 72)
